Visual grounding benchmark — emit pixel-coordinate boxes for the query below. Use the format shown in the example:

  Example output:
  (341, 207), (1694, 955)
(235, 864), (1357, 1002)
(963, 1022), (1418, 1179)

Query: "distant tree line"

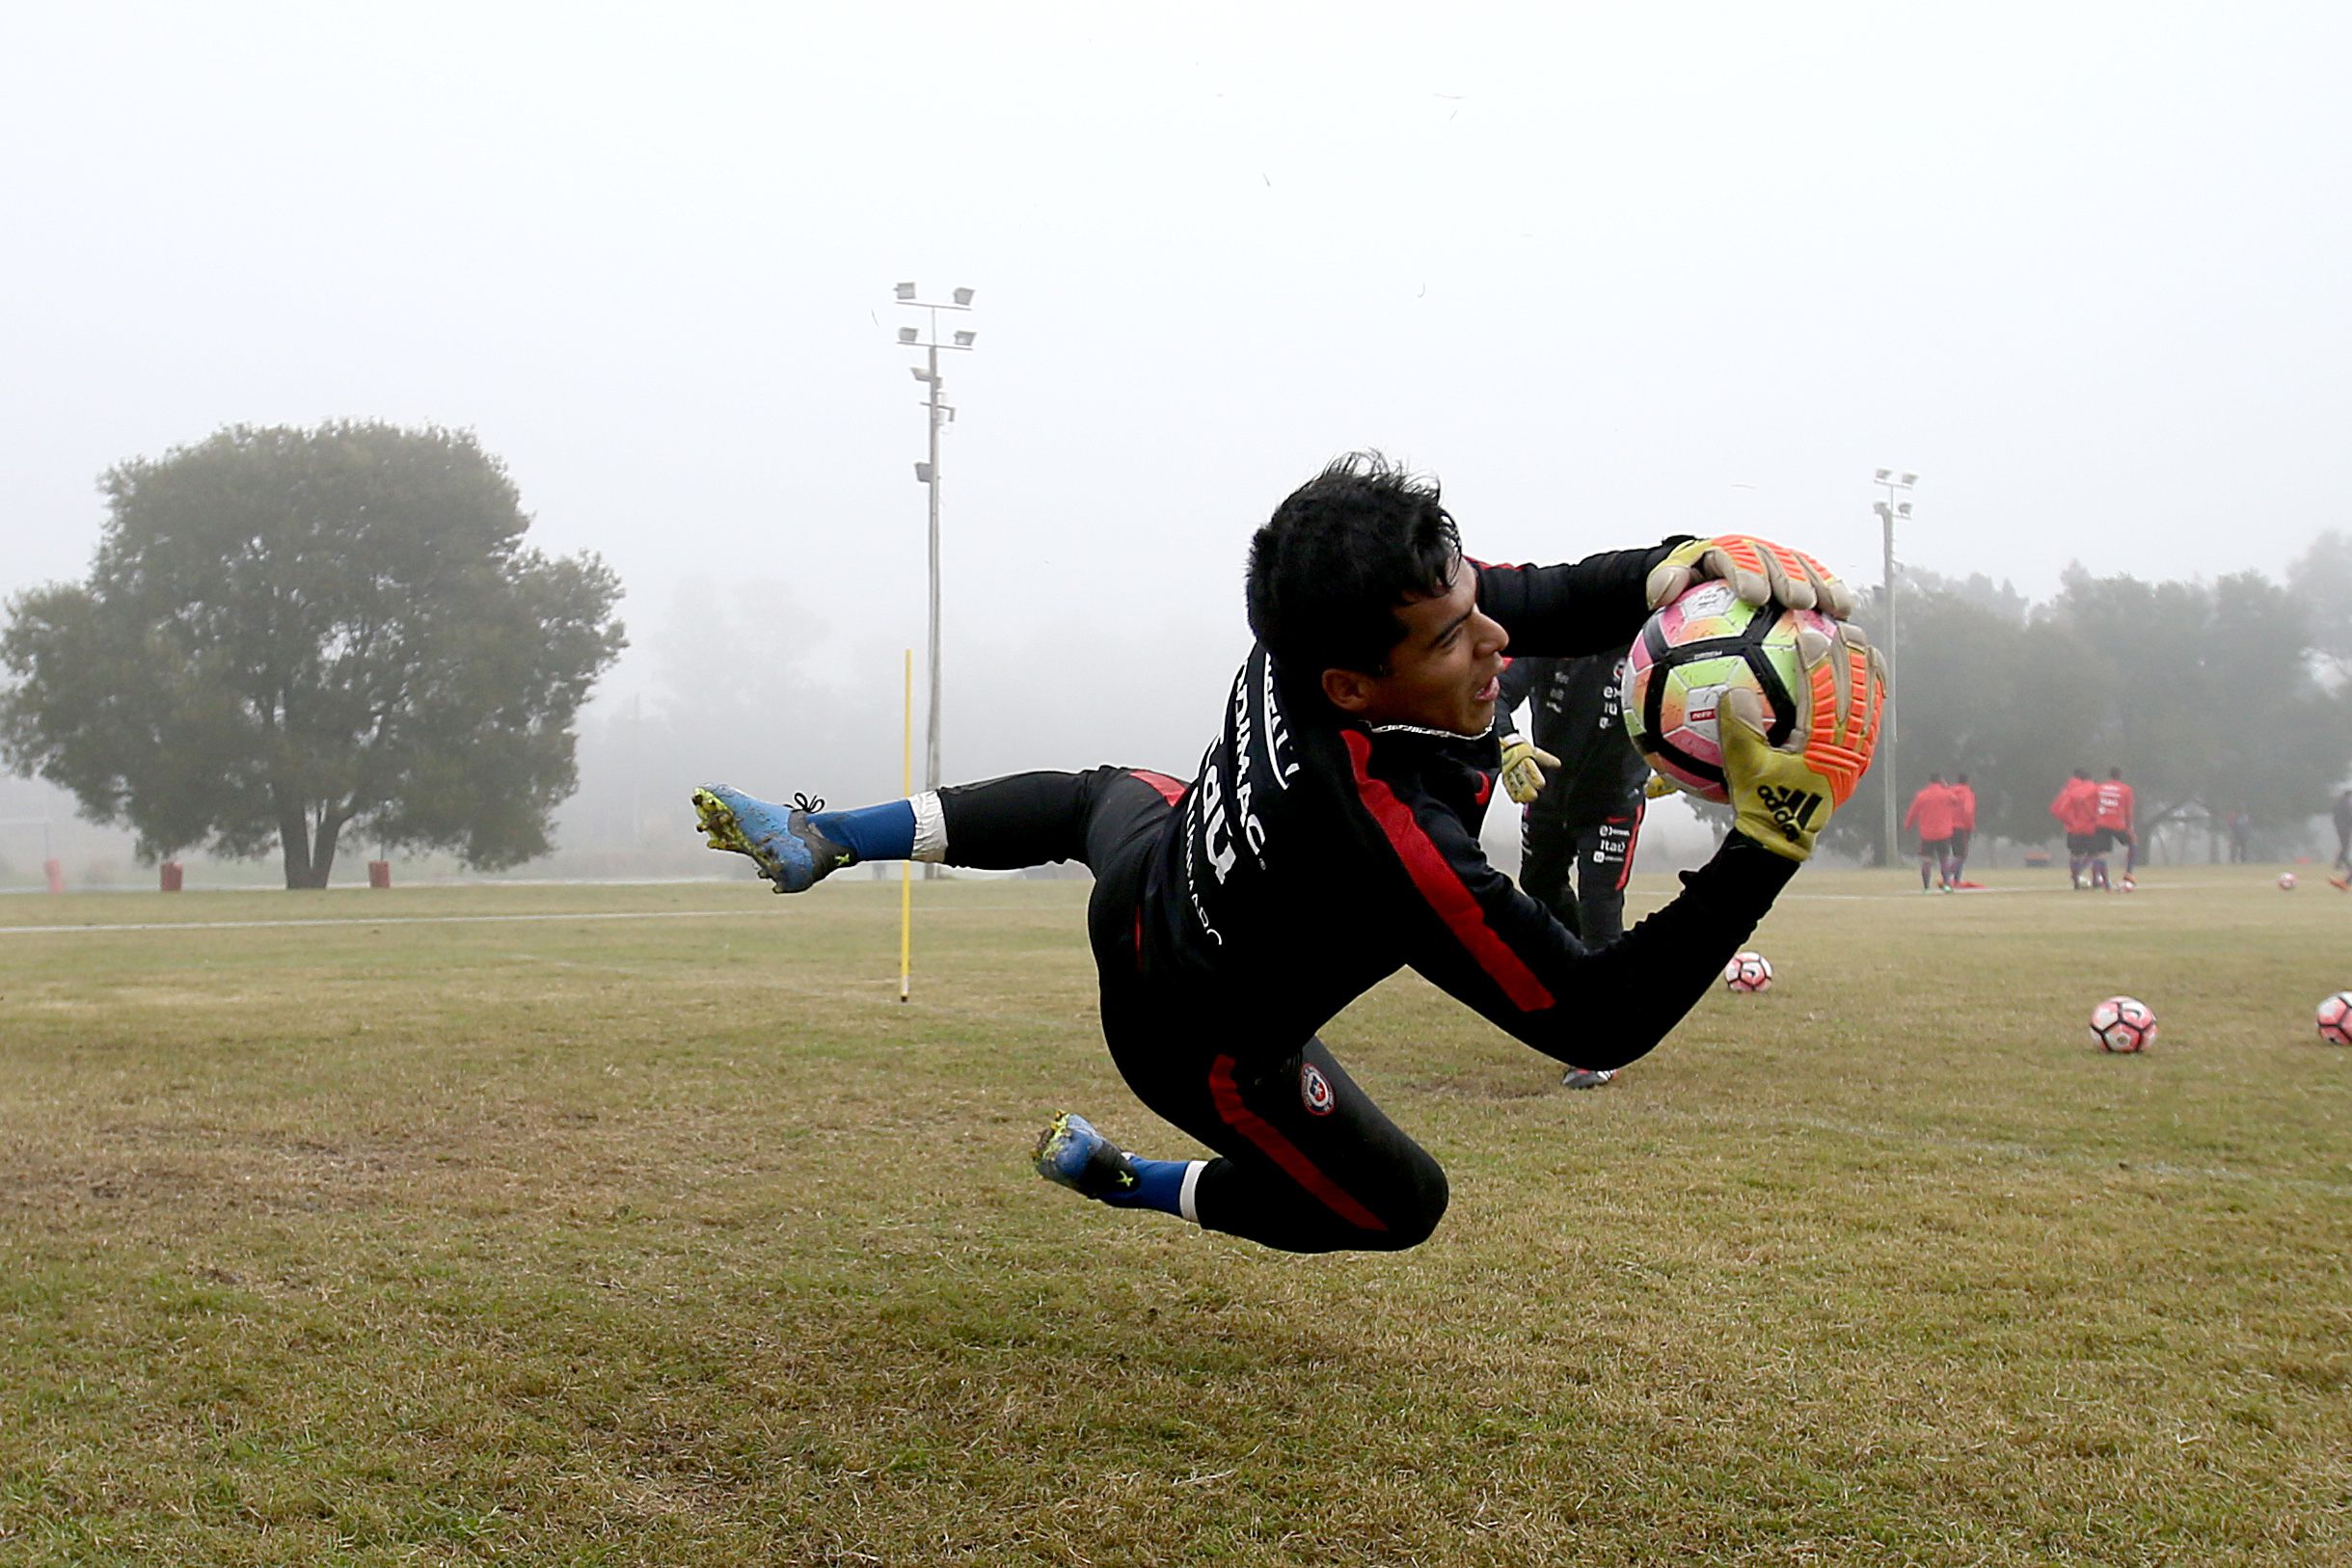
(1832, 537), (2352, 862)
(0, 422), (625, 888)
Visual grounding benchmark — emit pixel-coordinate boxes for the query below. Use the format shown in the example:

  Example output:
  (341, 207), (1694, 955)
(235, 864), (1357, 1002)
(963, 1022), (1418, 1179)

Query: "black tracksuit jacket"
(1135, 545), (1796, 1073)
(1495, 649), (1653, 825)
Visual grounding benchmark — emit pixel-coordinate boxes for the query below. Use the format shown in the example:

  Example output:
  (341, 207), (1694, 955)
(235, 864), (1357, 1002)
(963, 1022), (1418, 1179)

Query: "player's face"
(1339, 557), (1510, 736)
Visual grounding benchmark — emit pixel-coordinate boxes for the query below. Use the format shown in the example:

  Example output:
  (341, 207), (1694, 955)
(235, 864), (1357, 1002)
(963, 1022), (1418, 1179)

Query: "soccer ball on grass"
(2315, 991), (2352, 1045)
(1723, 951), (1773, 993)
(2279, 872), (2298, 890)
(2089, 995), (2157, 1053)
(1622, 581), (1839, 802)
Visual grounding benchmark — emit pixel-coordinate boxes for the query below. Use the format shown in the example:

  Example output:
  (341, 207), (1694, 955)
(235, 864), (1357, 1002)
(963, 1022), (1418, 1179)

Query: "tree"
(0, 422), (625, 887)
(2285, 530), (2352, 675)
(1820, 564), (2352, 861)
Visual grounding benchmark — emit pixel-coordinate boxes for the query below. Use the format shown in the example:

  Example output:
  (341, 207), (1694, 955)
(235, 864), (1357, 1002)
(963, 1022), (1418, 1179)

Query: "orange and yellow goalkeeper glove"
(1500, 733), (1562, 805)
(1719, 621), (1887, 862)
(1645, 535), (1856, 621)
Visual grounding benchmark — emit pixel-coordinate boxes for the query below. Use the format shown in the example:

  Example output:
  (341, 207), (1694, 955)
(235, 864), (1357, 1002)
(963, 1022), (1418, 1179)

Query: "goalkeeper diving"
(693, 455), (1885, 1255)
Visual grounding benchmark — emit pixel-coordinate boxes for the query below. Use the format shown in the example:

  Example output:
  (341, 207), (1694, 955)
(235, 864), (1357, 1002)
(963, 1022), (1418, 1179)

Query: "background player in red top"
(2050, 770), (2100, 888)
(2091, 768), (2135, 889)
(1948, 771), (1979, 887)
(1904, 773), (1960, 892)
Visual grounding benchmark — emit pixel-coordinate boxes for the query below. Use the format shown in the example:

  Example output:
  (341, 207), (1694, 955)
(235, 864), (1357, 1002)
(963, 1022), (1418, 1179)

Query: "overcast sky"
(6, 3), (2350, 858)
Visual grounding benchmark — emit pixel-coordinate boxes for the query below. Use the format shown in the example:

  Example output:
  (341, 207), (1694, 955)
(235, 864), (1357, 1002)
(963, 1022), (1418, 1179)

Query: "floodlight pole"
(891, 284), (976, 853)
(1873, 469), (1918, 867)
(923, 336), (942, 793)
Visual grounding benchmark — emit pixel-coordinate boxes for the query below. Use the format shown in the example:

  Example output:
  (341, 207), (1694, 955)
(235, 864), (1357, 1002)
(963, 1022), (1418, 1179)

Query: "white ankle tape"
(910, 791), (948, 862)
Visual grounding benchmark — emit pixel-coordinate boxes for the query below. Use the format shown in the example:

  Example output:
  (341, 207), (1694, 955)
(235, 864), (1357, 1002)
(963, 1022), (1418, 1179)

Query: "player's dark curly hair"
(1245, 452), (1462, 677)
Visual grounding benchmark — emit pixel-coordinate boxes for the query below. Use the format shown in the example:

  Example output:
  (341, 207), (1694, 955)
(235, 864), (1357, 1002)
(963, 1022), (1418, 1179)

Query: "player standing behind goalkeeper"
(1947, 772), (1978, 886)
(2050, 770), (2100, 888)
(1496, 649), (1653, 1089)
(2091, 768), (2136, 889)
(691, 455), (1883, 1257)
(1904, 774), (1960, 892)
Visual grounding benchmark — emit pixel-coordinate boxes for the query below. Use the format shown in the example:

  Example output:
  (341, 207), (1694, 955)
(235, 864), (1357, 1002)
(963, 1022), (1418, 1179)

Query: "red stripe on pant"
(1127, 769), (1187, 804)
(1611, 803), (1644, 893)
(1207, 1054), (1386, 1232)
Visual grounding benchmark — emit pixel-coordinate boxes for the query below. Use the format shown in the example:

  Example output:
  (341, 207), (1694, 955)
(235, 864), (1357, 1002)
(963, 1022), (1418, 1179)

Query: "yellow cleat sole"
(692, 789), (752, 855)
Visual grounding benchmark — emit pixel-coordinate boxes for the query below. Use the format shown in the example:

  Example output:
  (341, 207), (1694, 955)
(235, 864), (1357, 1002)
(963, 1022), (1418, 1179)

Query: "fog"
(6, 4), (2350, 885)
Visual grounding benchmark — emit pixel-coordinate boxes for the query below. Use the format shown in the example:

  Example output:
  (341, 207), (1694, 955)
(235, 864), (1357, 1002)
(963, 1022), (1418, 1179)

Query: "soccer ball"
(1723, 951), (1773, 992)
(2089, 995), (2157, 1053)
(2316, 991), (2352, 1045)
(2280, 872), (2298, 890)
(2118, 876), (2137, 893)
(1622, 580), (1839, 802)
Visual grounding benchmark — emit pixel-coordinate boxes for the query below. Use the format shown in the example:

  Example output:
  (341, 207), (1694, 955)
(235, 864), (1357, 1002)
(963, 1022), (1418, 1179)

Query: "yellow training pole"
(900, 647), (913, 1003)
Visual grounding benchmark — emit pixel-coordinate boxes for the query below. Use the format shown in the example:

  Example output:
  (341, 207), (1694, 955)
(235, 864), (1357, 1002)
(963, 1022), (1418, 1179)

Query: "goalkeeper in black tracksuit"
(1496, 649), (1656, 1088)
(1496, 651), (1653, 946)
(692, 455), (1883, 1255)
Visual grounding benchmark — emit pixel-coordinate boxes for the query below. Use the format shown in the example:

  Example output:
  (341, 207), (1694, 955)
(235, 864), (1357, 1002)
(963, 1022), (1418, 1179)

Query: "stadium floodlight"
(1873, 467), (1921, 867)
(889, 281), (984, 830)
(910, 366), (933, 383)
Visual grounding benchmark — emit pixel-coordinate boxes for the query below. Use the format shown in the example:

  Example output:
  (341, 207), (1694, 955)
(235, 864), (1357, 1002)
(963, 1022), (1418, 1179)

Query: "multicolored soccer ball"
(2279, 872), (2298, 890)
(2089, 995), (2157, 1053)
(1723, 951), (1773, 992)
(1623, 581), (1838, 802)
(2316, 991), (2352, 1045)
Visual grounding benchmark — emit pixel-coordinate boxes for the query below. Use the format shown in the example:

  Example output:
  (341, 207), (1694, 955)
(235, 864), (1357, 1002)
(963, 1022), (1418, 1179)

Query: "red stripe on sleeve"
(1208, 1055), (1386, 1231)
(1342, 730), (1554, 1013)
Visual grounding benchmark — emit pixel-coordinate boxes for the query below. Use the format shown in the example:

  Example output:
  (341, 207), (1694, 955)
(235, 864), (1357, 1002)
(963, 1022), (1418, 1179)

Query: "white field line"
(0, 901), (1051, 938)
(0, 908), (762, 937)
(0, 876), (2217, 935)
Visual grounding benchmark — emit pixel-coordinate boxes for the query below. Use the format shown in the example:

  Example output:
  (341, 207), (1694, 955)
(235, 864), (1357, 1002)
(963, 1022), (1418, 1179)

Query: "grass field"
(4, 866), (2348, 1565)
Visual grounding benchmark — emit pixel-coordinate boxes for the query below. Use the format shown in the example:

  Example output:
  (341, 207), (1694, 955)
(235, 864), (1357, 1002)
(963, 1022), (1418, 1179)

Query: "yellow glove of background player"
(1500, 734), (1561, 805)
(1645, 535), (1857, 621)
(1719, 621), (1888, 862)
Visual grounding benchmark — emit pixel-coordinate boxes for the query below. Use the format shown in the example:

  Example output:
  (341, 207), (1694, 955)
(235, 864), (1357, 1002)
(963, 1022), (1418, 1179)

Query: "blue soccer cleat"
(692, 784), (854, 894)
(1032, 1112), (1142, 1200)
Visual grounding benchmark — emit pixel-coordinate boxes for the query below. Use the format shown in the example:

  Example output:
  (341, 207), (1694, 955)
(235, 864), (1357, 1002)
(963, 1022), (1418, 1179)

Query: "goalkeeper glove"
(1645, 535), (1857, 621)
(1719, 621), (1887, 862)
(1500, 734), (1561, 805)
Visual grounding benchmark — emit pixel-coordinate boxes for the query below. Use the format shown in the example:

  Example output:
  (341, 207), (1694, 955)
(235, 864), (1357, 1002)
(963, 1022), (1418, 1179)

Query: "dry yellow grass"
(3, 867), (2347, 1564)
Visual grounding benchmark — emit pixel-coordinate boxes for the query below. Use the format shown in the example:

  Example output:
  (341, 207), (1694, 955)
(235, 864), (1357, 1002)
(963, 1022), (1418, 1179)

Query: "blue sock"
(1099, 1156), (1191, 1216)
(809, 800), (915, 862)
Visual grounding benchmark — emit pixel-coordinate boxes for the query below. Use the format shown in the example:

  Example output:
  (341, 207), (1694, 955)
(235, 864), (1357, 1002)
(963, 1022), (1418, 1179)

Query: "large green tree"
(0, 422), (625, 887)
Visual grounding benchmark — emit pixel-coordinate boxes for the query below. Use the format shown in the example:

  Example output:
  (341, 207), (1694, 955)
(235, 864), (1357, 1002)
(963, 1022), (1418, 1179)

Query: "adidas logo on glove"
(1755, 784), (1823, 842)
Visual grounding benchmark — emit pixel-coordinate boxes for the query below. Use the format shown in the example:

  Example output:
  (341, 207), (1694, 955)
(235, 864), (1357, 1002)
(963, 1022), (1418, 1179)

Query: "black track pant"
(1519, 800), (1644, 946)
(938, 768), (1448, 1255)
